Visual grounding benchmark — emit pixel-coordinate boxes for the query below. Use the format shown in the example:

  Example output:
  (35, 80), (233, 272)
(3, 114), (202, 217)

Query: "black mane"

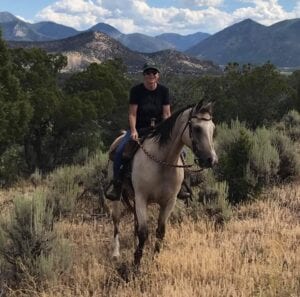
(147, 105), (193, 146)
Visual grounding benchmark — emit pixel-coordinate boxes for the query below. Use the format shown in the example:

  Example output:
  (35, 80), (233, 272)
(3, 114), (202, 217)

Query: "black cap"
(142, 63), (160, 73)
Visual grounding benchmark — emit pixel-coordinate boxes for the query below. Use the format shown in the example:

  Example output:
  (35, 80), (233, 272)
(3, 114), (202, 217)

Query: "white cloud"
(37, 0), (111, 28)
(233, 0), (294, 25)
(106, 18), (139, 34)
(182, 0), (224, 7)
(35, 0), (300, 35)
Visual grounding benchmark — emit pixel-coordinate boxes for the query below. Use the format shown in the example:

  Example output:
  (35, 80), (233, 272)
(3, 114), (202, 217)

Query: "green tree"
(10, 47), (67, 171)
(205, 63), (295, 127)
(0, 33), (32, 184)
(287, 70), (300, 111)
(63, 60), (130, 146)
(0, 34), (32, 149)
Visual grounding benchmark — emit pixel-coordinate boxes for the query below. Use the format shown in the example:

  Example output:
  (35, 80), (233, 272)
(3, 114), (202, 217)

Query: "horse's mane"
(146, 105), (193, 146)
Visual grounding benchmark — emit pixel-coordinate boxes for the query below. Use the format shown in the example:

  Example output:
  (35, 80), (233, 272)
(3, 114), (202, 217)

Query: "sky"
(1, 0), (300, 35)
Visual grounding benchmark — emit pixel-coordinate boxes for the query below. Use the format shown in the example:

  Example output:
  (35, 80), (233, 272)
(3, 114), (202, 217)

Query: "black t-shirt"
(129, 83), (170, 129)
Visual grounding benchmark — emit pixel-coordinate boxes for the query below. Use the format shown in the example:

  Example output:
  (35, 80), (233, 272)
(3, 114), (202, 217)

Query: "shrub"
(215, 121), (280, 204)
(216, 122), (254, 203)
(270, 130), (300, 181)
(249, 127), (279, 189)
(0, 190), (71, 288)
(186, 170), (232, 224)
(202, 181), (232, 225)
(0, 145), (27, 187)
(46, 165), (83, 217)
(46, 150), (108, 217)
(279, 110), (300, 141)
(77, 150), (108, 194)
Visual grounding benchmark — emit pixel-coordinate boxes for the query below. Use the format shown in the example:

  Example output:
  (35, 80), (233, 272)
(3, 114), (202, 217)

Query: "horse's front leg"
(155, 197), (176, 253)
(134, 195), (148, 267)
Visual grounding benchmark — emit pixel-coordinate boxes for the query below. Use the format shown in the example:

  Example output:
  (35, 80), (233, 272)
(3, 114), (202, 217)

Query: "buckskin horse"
(108, 101), (218, 267)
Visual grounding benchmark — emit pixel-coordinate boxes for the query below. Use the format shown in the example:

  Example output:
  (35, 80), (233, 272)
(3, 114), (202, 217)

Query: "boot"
(178, 170), (192, 201)
(177, 186), (191, 200)
(106, 180), (122, 201)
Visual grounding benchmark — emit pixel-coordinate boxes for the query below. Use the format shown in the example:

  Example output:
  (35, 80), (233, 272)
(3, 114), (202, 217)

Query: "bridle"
(136, 106), (213, 171)
(181, 106), (213, 166)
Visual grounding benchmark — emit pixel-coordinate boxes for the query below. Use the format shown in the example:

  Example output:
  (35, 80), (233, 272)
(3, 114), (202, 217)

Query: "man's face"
(143, 69), (159, 84)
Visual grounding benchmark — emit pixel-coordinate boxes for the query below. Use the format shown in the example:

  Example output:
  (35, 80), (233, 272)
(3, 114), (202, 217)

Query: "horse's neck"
(154, 109), (189, 164)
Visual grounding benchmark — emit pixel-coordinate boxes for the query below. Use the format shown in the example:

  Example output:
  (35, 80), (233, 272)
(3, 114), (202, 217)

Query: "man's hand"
(131, 129), (139, 141)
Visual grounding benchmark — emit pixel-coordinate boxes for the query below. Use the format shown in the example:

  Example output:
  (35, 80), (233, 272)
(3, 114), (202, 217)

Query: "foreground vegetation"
(0, 178), (299, 296)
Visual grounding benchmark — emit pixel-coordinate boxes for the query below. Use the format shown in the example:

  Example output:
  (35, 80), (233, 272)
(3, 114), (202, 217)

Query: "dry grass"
(1, 183), (300, 297)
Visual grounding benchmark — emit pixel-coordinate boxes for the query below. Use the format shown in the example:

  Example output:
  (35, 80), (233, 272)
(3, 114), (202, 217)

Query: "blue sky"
(1, 0), (300, 35)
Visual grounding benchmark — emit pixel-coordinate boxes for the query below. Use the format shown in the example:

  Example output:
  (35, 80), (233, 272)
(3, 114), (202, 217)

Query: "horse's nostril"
(207, 157), (213, 165)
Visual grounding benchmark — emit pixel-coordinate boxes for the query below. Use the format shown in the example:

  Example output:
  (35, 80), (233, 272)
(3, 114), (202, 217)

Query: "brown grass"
(1, 183), (300, 297)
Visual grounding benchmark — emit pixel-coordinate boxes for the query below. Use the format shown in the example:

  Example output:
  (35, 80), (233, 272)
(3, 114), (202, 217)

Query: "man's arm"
(162, 104), (171, 119)
(129, 104), (138, 140)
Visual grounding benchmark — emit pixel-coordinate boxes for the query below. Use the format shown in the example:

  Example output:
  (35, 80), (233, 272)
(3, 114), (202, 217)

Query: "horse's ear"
(195, 99), (205, 112)
(200, 102), (214, 115)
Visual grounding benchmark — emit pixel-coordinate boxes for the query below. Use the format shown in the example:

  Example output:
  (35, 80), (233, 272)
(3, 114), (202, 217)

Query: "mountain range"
(0, 11), (209, 53)
(2, 11), (300, 68)
(8, 31), (219, 75)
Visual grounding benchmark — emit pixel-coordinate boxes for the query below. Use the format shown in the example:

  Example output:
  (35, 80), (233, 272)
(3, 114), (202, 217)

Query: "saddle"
(108, 128), (152, 162)
(108, 132), (139, 163)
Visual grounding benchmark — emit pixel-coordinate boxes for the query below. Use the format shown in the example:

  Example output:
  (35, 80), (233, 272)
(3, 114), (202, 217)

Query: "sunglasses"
(144, 69), (158, 75)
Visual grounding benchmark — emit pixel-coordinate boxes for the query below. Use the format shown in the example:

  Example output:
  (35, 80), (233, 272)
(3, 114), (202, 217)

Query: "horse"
(108, 100), (218, 267)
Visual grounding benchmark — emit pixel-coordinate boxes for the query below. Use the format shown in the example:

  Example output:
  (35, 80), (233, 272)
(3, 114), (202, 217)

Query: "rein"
(136, 138), (195, 169)
(136, 107), (212, 172)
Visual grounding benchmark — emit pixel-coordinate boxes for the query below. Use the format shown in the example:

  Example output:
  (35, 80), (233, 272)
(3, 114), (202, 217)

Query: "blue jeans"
(113, 130), (132, 180)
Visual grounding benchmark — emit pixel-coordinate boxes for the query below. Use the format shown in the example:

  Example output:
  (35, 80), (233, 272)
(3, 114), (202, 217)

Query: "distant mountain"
(89, 24), (173, 52)
(118, 33), (174, 53)
(8, 31), (220, 75)
(30, 22), (79, 40)
(0, 12), (79, 41)
(156, 32), (210, 51)
(0, 11), (18, 23)
(186, 18), (300, 67)
(186, 19), (267, 63)
(0, 12), (49, 41)
(89, 23), (123, 39)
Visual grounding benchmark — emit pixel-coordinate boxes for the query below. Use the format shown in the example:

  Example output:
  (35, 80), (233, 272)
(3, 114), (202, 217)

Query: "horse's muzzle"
(195, 153), (218, 168)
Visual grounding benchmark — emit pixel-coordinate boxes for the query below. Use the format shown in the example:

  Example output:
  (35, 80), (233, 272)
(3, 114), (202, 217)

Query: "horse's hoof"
(117, 262), (130, 282)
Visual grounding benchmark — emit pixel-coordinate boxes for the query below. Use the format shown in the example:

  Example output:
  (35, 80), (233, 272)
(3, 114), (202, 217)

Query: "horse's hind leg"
(112, 201), (122, 258)
(155, 198), (176, 253)
(134, 195), (148, 267)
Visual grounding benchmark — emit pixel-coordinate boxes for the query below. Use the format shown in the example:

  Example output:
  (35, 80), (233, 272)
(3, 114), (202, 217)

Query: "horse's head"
(183, 101), (218, 168)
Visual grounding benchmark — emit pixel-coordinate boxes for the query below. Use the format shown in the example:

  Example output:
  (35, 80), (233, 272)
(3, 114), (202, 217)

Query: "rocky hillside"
(8, 31), (220, 75)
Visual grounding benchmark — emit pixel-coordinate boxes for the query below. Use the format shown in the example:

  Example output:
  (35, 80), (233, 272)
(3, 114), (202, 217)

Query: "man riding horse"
(106, 63), (190, 201)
